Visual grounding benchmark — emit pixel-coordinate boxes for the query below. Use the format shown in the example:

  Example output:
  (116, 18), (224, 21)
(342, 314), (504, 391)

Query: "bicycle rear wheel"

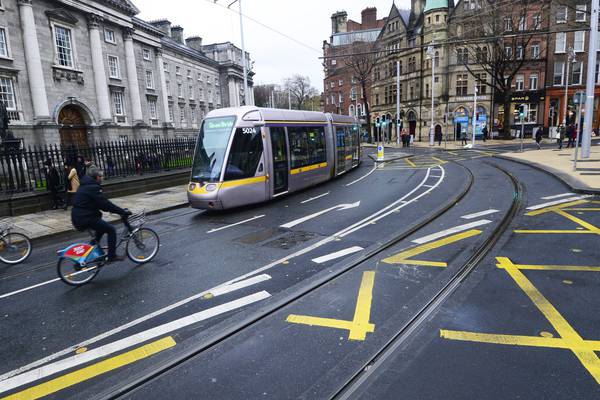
(57, 257), (100, 286)
(126, 227), (159, 264)
(0, 232), (32, 264)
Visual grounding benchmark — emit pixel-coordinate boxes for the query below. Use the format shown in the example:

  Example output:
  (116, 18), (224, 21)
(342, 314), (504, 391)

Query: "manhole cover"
(263, 231), (317, 250)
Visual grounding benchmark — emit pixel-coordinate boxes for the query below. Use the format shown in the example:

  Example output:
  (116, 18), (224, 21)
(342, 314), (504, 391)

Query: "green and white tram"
(187, 107), (360, 210)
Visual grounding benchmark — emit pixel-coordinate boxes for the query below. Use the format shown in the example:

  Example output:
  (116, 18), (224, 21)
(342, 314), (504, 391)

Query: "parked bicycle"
(57, 210), (160, 286)
(0, 220), (32, 264)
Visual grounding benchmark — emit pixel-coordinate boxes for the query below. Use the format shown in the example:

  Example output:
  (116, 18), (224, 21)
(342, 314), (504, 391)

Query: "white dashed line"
(411, 220), (493, 244)
(461, 209), (499, 220)
(311, 246), (364, 264)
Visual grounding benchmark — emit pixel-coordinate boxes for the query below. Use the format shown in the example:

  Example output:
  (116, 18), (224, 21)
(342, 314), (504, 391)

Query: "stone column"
(87, 14), (112, 123)
(18, 0), (50, 121)
(155, 49), (172, 125)
(122, 27), (143, 124)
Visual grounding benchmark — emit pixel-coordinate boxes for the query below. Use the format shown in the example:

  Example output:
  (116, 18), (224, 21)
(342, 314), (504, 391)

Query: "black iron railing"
(0, 138), (196, 195)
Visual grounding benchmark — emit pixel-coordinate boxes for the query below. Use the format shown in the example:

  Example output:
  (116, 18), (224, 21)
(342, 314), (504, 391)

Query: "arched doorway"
(58, 105), (89, 149)
(407, 110), (417, 137)
(454, 106), (470, 140)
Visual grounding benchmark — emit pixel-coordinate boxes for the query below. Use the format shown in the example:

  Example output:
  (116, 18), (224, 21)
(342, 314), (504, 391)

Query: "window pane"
(555, 32), (566, 53)
(224, 127), (264, 180)
(554, 62), (564, 85)
(0, 77), (16, 109)
(0, 28), (7, 57)
(55, 26), (73, 67)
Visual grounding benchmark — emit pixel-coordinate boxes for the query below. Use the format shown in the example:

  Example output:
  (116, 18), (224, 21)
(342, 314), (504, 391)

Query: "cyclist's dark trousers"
(88, 219), (117, 259)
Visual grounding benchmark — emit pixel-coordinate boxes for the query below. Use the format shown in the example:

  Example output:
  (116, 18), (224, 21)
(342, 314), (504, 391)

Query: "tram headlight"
(189, 183), (196, 191)
(205, 183), (218, 192)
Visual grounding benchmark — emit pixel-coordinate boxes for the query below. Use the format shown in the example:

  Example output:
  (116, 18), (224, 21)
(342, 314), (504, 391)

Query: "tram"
(187, 106), (361, 210)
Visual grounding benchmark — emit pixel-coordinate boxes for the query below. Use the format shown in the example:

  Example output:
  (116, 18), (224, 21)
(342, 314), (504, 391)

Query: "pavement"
(5, 185), (188, 240)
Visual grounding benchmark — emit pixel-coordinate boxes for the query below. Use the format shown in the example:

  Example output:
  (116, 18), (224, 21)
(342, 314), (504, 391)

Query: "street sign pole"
(396, 61), (400, 147)
(573, 91), (584, 170)
(472, 86), (478, 148)
(582, 0), (599, 159)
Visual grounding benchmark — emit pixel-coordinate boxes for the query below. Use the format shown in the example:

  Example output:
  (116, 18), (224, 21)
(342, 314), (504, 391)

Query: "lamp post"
(427, 43), (435, 146)
(396, 61), (401, 147)
(221, 0), (249, 106)
(562, 47), (576, 127)
(472, 85), (478, 147)
(581, 0), (599, 159)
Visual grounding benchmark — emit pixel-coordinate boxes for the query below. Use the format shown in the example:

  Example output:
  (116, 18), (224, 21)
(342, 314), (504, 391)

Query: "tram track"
(330, 162), (523, 400)
(96, 162), (476, 400)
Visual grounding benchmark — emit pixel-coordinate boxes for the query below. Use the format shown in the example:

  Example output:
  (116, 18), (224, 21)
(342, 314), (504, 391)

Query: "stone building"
(0, 0), (253, 147)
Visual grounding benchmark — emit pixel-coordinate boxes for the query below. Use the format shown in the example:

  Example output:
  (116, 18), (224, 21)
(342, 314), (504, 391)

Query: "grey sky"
(136, 0), (411, 92)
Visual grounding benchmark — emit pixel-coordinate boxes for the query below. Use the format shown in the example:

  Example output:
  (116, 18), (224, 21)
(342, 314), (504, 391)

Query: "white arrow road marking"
(526, 196), (589, 211)
(411, 219), (493, 245)
(280, 201), (361, 229)
(0, 291), (271, 394)
(311, 246), (364, 264)
(541, 192), (575, 200)
(300, 192), (330, 204)
(0, 275), (271, 381)
(207, 215), (265, 233)
(461, 209), (499, 220)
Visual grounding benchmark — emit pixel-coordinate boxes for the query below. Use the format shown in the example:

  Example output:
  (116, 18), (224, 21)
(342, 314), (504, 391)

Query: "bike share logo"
(71, 245), (87, 256)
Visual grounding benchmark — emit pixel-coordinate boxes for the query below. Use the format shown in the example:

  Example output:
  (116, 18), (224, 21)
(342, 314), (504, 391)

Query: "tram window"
(336, 128), (345, 147)
(288, 126), (326, 168)
(224, 127), (263, 180)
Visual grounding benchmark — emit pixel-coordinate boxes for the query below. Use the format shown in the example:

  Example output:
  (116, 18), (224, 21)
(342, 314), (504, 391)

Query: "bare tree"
(284, 75), (318, 110)
(253, 84), (273, 107)
(344, 41), (376, 138)
(449, 0), (548, 138)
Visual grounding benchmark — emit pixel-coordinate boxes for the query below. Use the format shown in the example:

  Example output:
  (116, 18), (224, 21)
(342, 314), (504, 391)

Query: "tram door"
(270, 127), (288, 194)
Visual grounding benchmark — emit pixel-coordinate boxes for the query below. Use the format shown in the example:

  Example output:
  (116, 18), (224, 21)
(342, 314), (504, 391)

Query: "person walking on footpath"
(435, 129), (442, 146)
(460, 129), (467, 146)
(481, 124), (488, 142)
(44, 159), (64, 210)
(66, 163), (80, 207)
(558, 124), (565, 149)
(535, 126), (543, 149)
(566, 124), (575, 148)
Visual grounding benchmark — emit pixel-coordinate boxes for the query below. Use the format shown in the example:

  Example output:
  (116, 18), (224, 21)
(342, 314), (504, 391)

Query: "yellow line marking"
(287, 271), (376, 341)
(514, 229), (594, 234)
(405, 158), (417, 167)
(431, 156), (447, 164)
(555, 209), (600, 233)
(563, 208), (600, 211)
(382, 229), (482, 267)
(496, 262), (600, 272)
(3, 336), (176, 400)
(525, 200), (589, 216)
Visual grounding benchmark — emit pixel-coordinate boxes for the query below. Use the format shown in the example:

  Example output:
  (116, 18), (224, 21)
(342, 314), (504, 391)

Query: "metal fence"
(0, 138), (196, 195)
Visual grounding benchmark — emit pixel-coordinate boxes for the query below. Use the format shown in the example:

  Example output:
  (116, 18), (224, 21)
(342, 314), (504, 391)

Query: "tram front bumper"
(187, 182), (224, 210)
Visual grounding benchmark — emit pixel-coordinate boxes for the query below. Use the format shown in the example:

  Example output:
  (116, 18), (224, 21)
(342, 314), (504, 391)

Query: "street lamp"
(427, 43), (435, 146)
(562, 47), (576, 127)
(472, 85), (478, 147)
(218, 0), (249, 106)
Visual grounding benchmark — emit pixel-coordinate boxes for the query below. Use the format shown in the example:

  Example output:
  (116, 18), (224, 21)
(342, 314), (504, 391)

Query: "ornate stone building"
(0, 0), (253, 147)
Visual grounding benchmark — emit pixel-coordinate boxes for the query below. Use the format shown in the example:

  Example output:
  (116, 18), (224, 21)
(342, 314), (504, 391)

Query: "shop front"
(496, 90), (545, 138)
(544, 86), (600, 139)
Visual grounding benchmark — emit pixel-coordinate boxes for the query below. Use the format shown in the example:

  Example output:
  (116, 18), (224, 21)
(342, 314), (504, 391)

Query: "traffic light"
(518, 104), (528, 120)
(375, 117), (380, 128)
(381, 115), (386, 126)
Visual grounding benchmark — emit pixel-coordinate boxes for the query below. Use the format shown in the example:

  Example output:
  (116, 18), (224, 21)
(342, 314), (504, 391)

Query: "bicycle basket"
(128, 211), (146, 228)
(0, 219), (12, 233)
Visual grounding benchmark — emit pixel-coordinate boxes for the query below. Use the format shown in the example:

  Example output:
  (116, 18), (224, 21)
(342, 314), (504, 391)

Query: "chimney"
(186, 36), (203, 51)
(171, 25), (184, 44)
(361, 7), (377, 29)
(331, 11), (348, 34)
(150, 19), (171, 36)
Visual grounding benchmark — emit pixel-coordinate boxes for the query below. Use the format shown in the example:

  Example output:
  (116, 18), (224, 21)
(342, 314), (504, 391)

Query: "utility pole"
(396, 60), (401, 147)
(472, 85), (478, 148)
(427, 43), (435, 146)
(562, 47), (576, 127)
(581, 0), (599, 159)
(288, 88), (291, 110)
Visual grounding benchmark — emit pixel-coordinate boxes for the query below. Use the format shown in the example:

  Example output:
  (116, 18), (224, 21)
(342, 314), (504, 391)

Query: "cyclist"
(71, 165), (131, 262)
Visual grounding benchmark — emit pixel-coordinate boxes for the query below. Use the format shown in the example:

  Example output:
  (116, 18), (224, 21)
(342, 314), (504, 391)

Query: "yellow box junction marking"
(382, 229), (482, 268)
(440, 257), (600, 385)
(515, 200), (600, 236)
(3, 336), (176, 400)
(287, 271), (376, 341)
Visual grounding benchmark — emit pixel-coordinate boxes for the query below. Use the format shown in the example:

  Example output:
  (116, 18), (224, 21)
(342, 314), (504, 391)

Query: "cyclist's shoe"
(107, 255), (126, 263)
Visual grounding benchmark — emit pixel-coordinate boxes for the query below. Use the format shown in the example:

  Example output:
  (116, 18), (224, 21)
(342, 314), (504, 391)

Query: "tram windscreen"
(191, 116), (235, 182)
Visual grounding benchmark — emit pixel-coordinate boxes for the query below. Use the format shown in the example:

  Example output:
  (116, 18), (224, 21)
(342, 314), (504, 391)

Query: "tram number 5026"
(242, 128), (256, 134)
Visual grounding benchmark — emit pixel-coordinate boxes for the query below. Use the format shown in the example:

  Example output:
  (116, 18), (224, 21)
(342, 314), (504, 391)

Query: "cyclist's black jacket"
(71, 175), (127, 230)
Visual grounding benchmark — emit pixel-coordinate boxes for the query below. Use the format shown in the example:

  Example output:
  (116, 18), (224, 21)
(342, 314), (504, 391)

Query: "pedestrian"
(558, 124), (565, 149)
(44, 159), (64, 210)
(75, 155), (86, 179)
(435, 129), (442, 146)
(67, 163), (80, 206)
(460, 129), (467, 146)
(481, 125), (488, 142)
(535, 126), (543, 149)
(566, 125), (575, 148)
(106, 155), (115, 179)
(400, 129), (408, 148)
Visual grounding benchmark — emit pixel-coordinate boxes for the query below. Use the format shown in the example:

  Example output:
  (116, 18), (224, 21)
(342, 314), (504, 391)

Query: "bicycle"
(56, 211), (160, 286)
(0, 220), (32, 264)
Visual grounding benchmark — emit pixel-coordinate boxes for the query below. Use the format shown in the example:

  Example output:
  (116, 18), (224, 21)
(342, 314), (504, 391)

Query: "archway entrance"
(407, 110), (417, 137)
(58, 105), (88, 149)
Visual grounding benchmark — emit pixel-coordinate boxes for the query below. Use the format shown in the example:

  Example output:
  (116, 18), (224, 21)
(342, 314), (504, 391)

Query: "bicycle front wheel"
(126, 227), (160, 264)
(57, 257), (100, 286)
(0, 233), (32, 264)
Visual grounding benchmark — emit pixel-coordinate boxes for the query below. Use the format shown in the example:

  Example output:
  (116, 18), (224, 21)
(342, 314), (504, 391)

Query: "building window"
(516, 46), (524, 60)
(554, 61), (565, 85)
(0, 27), (10, 59)
(113, 91), (125, 116)
(476, 46), (488, 62)
(505, 46), (513, 59)
(53, 25), (74, 68)
(168, 103), (174, 121)
(331, 59), (336, 65)
(0, 76), (17, 110)
(199, 87), (204, 100)
(515, 75), (524, 91)
(555, 32), (566, 53)
(148, 99), (157, 120)
(175, 66), (181, 75)
(330, 82), (335, 88)
(208, 90), (212, 102)
(572, 61), (583, 84)
(596, 61), (600, 84)
(191, 107), (197, 123)
(339, 79), (343, 86)
(145, 70), (154, 89)
(163, 62), (169, 72)
(165, 80), (171, 96)
(504, 17), (513, 31)
(434, 51), (440, 67)
(532, 14), (541, 29)
(531, 43), (540, 59)
(374, 93), (379, 106)
(456, 48), (468, 64)
(476, 73), (487, 94)
(142, 48), (151, 60)
(556, 6), (567, 23)
(518, 15), (526, 31)
(215, 77), (219, 86)
(107, 55), (120, 79)
(187, 69), (192, 78)
(104, 28), (116, 44)
(177, 83), (184, 98)
(456, 73), (468, 96)
(189, 85), (194, 99)
(574, 31), (585, 52)
(529, 74), (538, 90)
(576, 4), (586, 22)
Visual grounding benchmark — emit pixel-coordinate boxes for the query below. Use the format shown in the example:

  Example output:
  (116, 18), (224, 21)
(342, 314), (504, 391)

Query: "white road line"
(311, 246), (364, 264)
(0, 278), (61, 300)
(300, 192), (330, 204)
(411, 219), (493, 244)
(526, 196), (588, 211)
(0, 291), (270, 394)
(461, 209), (499, 220)
(345, 163), (381, 187)
(423, 184), (435, 188)
(541, 192), (575, 200)
(0, 275), (271, 381)
(206, 215), (265, 233)
(280, 202), (360, 229)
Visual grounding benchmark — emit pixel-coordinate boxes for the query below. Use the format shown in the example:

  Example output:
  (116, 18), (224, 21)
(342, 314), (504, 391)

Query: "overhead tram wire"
(205, 0), (322, 54)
